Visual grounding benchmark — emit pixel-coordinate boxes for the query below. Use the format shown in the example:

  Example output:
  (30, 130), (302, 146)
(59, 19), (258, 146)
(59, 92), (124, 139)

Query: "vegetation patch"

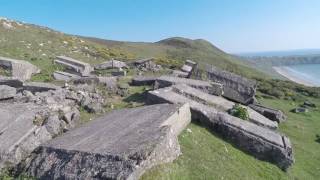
(229, 104), (249, 120)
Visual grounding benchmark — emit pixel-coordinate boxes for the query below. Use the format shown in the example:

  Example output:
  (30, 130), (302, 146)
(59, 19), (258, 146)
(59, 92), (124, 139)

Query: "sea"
(285, 64), (320, 86)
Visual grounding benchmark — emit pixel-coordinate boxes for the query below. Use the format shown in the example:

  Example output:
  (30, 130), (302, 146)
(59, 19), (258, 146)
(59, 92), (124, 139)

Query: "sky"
(0, 0), (320, 53)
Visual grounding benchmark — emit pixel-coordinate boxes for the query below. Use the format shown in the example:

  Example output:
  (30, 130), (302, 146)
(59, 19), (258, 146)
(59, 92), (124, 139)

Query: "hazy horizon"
(1, 0), (319, 53)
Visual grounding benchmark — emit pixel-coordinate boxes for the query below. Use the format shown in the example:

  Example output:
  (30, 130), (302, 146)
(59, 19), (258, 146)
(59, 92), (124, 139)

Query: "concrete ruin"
(170, 84), (278, 129)
(206, 66), (257, 105)
(0, 56), (40, 81)
(53, 71), (81, 81)
(0, 77), (23, 88)
(133, 58), (161, 72)
(22, 82), (60, 93)
(54, 56), (93, 77)
(147, 86), (293, 170)
(94, 59), (128, 70)
(249, 104), (286, 123)
(23, 104), (191, 180)
(0, 85), (16, 100)
(155, 76), (224, 96)
(131, 76), (158, 86)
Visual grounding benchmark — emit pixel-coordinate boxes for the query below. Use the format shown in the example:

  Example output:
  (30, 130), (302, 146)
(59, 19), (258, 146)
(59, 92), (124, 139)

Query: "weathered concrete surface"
(179, 60), (197, 78)
(155, 76), (223, 96)
(0, 56), (40, 81)
(0, 85), (16, 100)
(23, 104), (191, 180)
(147, 88), (293, 170)
(0, 103), (79, 170)
(171, 70), (189, 78)
(23, 82), (60, 93)
(0, 77), (23, 88)
(95, 59), (128, 70)
(249, 104), (286, 123)
(54, 56), (93, 77)
(171, 84), (278, 129)
(131, 76), (157, 86)
(133, 58), (161, 72)
(53, 71), (81, 81)
(206, 66), (257, 105)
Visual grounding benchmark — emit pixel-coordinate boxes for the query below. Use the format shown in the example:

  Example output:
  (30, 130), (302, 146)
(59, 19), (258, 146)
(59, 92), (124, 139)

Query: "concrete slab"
(171, 84), (278, 129)
(54, 56), (93, 77)
(24, 104), (191, 180)
(0, 56), (40, 81)
(0, 76), (23, 88)
(0, 85), (16, 100)
(23, 82), (60, 93)
(206, 66), (257, 105)
(249, 104), (286, 123)
(53, 71), (81, 81)
(147, 87), (293, 170)
(155, 76), (223, 96)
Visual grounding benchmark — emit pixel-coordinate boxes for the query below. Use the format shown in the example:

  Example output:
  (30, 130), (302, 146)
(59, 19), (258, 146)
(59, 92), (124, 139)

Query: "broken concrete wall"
(147, 88), (293, 170)
(0, 56), (40, 81)
(54, 56), (93, 77)
(22, 104), (191, 179)
(206, 66), (257, 105)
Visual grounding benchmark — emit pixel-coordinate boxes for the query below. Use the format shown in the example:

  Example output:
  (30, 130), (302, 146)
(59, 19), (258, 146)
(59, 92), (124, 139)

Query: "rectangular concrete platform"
(147, 87), (293, 170)
(155, 76), (223, 96)
(24, 104), (191, 180)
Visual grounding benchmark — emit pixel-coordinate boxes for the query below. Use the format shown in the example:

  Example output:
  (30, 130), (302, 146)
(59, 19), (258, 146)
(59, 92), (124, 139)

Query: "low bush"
(229, 104), (249, 120)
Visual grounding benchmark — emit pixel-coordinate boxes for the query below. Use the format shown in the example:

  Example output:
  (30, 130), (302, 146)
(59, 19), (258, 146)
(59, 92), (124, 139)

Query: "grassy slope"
(142, 97), (320, 180)
(85, 37), (266, 79)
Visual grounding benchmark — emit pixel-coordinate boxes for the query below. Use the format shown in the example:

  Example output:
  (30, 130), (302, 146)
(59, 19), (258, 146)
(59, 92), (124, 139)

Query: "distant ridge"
(237, 49), (320, 57)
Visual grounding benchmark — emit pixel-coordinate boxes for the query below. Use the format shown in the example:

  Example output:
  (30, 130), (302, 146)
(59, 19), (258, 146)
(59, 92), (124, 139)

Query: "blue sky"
(1, 0), (319, 53)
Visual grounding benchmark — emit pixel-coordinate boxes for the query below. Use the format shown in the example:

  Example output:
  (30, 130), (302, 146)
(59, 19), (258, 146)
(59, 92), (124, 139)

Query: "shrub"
(229, 104), (249, 120)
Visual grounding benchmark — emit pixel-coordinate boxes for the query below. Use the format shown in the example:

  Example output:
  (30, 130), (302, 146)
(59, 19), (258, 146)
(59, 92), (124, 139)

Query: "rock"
(94, 59), (128, 70)
(179, 60), (198, 78)
(147, 87), (293, 170)
(155, 76), (224, 96)
(0, 76), (23, 88)
(73, 77), (99, 85)
(303, 101), (316, 108)
(84, 103), (103, 113)
(98, 76), (118, 91)
(171, 84), (278, 129)
(22, 82), (60, 93)
(292, 107), (309, 113)
(205, 66), (257, 105)
(23, 104), (191, 179)
(131, 76), (157, 86)
(54, 56), (93, 77)
(53, 71), (81, 81)
(0, 56), (40, 81)
(249, 104), (287, 123)
(0, 85), (16, 100)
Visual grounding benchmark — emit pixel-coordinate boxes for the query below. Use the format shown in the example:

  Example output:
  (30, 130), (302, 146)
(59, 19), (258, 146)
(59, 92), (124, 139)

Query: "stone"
(0, 56), (40, 81)
(54, 56), (93, 77)
(23, 104), (191, 179)
(292, 107), (309, 113)
(249, 104), (287, 123)
(131, 76), (157, 86)
(181, 64), (193, 73)
(206, 66), (257, 105)
(0, 76), (23, 88)
(155, 76), (224, 96)
(94, 59), (128, 70)
(171, 84), (278, 129)
(73, 77), (99, 85)
(147, 87), (293, 170)
(303, 101), (316, 108)
(98, 76), (118, 91)
(23, 82), (60, 93)
(53, 71), (81, 81)
(0, 85), (16, 100)
(133, 58), (161, 72)
(84, 103), (103, 114)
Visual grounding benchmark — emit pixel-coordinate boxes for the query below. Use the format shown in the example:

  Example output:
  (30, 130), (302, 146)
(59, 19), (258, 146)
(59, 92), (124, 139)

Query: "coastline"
(273, 66), (317, 87)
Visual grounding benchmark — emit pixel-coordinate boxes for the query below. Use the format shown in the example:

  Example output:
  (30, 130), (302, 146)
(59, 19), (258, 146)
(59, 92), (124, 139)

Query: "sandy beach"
(273, 66), (317, 87)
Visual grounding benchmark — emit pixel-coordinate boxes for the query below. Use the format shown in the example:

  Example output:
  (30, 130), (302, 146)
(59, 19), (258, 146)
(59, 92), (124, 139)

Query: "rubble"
(206, 66), (257, 105)
(22, 82), (60, 93)
(23, 104), (191, 180)
(133, 58), (161, 71)
(0, 85), (16, 100)
(147, 86), (293, 170)
(0, 56), (40, 81)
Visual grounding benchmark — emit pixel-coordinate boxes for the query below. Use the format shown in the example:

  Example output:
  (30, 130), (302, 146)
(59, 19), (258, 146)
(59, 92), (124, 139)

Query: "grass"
(141, 97), (320, 180)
